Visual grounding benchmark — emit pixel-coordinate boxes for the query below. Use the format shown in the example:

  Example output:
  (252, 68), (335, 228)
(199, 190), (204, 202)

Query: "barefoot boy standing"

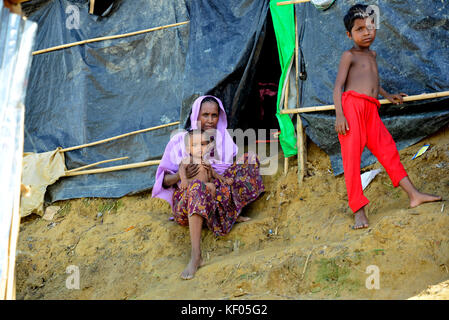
(333, 4), (441, 229)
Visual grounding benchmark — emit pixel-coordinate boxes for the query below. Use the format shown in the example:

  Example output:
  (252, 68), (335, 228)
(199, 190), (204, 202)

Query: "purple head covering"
(151, 95), (238, 208)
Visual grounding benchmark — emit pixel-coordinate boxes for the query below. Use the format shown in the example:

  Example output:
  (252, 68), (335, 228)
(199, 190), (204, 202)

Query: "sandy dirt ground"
(15, 125), (449, 300)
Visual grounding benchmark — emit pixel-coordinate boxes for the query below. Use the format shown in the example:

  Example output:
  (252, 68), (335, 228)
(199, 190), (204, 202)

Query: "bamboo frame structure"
(89, 0), (95, 14)
(294, 7), (306, 185)
(32, 21), (190, 56)
(59, 121), (179, 176)
(59, 121), (180, 153)
(65, 159), (161, 177)
(284, 75), (290, 175)
(277, 0), (311, 6)
(280, 91), (449, 115)
(65, 156), (129, 173)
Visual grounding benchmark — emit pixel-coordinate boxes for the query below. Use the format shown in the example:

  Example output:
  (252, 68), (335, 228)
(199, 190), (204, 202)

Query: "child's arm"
(178, 162), (189, 189)
(333, 51), (352, 135)
(379, 86), (407, 105)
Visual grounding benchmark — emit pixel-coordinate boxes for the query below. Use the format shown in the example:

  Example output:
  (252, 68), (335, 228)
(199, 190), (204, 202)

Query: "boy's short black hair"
(344, 4), (371, 33)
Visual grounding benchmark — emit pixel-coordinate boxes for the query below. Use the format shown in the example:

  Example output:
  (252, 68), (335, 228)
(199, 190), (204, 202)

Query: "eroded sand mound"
(16, 126), (449, 299)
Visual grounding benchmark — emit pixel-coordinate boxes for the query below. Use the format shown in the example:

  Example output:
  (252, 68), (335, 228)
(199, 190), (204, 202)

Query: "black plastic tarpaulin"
(180, 0), (270, 129)
(22, 0), (269, 201)
(294, 0), (449, 175)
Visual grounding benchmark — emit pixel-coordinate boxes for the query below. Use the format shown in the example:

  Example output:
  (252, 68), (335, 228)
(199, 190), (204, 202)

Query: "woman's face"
(198, 101), (219, 131)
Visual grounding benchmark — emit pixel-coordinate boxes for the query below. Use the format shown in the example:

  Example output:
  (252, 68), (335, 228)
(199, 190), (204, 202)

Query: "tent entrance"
(237, 12), (281, 132)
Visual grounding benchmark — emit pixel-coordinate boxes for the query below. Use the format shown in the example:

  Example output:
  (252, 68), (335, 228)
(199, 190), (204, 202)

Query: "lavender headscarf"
(151, 95), (238, 208)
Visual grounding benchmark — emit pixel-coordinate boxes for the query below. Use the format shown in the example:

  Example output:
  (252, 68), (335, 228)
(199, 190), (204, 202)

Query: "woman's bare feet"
(409, 192), (442, 208)
(236, 215), (251, 223)
(353, 208), (369, 229)
(180, 255), (204, 280)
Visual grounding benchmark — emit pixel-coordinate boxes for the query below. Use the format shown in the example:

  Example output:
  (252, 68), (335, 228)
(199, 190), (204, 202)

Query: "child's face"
(189, 133), (209, 159)
(347, 17), (376, 48)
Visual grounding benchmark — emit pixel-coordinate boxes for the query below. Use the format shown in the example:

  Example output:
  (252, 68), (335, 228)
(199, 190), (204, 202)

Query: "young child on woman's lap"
(179, 129), (233, 196)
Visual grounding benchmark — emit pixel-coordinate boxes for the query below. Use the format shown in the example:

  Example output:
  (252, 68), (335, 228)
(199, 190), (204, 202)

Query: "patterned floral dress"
(172, 153), (265, 236)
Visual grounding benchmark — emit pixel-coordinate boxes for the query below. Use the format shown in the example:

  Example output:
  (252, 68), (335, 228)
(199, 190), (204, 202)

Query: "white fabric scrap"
(361, 169), (382, 190)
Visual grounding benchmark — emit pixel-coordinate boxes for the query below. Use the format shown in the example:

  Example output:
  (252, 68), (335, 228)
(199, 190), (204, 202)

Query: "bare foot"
(236, 216), (251, 223)
(353, 208), (369, 229)
(399, 177), (442, 208)
(409, 192), (442, 208)
(180, 256), (203, 280)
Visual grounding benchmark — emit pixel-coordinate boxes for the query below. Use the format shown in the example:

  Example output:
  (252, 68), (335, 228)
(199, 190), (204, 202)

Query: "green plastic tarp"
(270, 0), (297, 158)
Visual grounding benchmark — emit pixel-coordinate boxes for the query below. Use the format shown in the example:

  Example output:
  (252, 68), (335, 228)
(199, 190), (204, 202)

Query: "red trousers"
(338, 90), (408, 213)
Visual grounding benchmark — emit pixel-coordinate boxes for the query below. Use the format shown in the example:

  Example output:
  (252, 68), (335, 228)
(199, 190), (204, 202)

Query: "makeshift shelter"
(21, 0), (449, 207)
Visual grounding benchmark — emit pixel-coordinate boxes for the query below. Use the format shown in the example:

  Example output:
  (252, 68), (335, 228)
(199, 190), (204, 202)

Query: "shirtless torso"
(179, 158), (233, 197)
(344, 48), (379, 98)
(180, 160), (212, 185)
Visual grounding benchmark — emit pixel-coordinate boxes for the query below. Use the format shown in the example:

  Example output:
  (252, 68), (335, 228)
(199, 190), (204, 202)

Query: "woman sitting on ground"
(152, 95), (265, 280)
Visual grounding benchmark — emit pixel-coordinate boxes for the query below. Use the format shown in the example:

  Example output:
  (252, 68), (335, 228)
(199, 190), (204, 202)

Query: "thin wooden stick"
(294, 6), (305, 185)
(280, 104), (337, 114)
(300, 249), (313, 281)
(284, 61), (290, 176)
(284, 67), (290, 175)
(280, 90), (449, 114)
(59, 121), (180, 153)
(89, 0), (95, 14)
(32, 21), (190, 56)
(5, 207), (19, 300)
(64, 160), (161, 177)
(65, 156), (129, 173)
(277, 0), (311, 6)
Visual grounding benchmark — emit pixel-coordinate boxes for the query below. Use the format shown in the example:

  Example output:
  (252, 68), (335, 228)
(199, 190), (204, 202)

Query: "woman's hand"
(335, 114), (349, 135)
(180, 180), (188, 190)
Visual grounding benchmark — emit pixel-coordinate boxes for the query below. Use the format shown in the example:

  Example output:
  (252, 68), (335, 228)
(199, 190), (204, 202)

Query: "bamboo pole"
(59, 121), (180, 153)
(280, 104), (337, 114)
(5, 205), (19, 300)
(32, 21), (190, 56)
(294, 6), (305, 185)
(277, 0), (311, 6)
(280, 90), (449, 114)
(89, 0), (95, 14)
(65, 156), (129, 173)
(284, 75), (290, 176)
(64, 160), (161, 177)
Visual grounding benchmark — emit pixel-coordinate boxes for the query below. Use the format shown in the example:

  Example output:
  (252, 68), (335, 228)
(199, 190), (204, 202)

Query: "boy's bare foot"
(409, 192), (442, 208)
(399, 176), (442, 208)
(236, 216), (251, 223)
(353, 208), (369, 229)
(180, 255), (204, 280)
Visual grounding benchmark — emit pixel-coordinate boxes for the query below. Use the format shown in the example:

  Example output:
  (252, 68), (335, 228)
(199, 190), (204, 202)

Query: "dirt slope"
(15, 125), (449, 300)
